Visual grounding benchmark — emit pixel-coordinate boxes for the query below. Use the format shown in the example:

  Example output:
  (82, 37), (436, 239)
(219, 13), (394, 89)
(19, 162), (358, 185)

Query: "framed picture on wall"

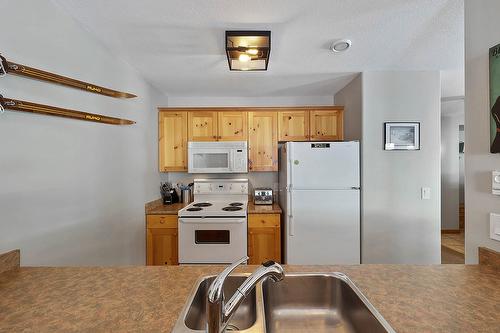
(489, 43), (500, 153)
(384, 122), (420, 150)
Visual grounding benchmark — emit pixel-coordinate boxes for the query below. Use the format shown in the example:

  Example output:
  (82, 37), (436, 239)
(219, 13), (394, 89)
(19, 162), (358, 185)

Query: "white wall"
(334, 74), (362, 141)
(441, 110), (464, 230)
(361, 72), (441, 264)
(0, 0), (164, 265)
(166, 96), (334, 107)
(464, 0), (500, 263)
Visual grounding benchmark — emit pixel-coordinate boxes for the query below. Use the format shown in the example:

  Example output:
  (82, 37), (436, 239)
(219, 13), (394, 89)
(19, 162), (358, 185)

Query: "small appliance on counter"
(254, 188), (273, 205)
(161, 182), (179, 205)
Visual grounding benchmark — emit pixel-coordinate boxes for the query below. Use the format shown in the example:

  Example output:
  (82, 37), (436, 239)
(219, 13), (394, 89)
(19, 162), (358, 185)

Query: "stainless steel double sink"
(173, 273), (395, 333)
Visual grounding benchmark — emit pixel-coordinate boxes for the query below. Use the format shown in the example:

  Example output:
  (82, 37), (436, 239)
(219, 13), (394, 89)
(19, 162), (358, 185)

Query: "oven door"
(188, 148), (234, 173)
(178, 217), (247, 264)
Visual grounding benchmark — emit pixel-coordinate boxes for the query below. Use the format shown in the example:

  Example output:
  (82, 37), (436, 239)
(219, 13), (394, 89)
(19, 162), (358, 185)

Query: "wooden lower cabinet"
(248, 214), (281, 264)
(146, 215), (178, 265)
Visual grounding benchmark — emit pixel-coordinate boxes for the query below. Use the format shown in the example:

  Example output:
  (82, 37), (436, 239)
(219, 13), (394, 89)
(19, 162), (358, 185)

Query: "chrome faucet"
(206, 256), (284, 333)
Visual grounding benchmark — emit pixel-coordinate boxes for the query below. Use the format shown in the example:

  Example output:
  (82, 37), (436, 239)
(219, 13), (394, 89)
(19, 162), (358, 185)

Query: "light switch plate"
(490, 213), (500, 242)
(492, 171), (500, 195)
(421, 187), (431, 200)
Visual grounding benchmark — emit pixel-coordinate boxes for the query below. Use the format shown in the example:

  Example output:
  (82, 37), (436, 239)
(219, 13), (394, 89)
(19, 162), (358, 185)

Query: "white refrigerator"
(279, 141), (360, 264)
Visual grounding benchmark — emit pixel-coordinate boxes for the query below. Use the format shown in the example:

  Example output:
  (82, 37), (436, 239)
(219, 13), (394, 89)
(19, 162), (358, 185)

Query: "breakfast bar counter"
(0, 264), (499, 332)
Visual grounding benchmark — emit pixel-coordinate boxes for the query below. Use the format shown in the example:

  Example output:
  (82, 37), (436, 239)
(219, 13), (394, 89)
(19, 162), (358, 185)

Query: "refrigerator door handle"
(289, 215), (294, 236)
(288, 187), (294, 236)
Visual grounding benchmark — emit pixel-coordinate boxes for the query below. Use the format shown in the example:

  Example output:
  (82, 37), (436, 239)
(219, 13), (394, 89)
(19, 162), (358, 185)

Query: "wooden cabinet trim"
(147, 215), (178, 229)
(248, 214), (280, 228)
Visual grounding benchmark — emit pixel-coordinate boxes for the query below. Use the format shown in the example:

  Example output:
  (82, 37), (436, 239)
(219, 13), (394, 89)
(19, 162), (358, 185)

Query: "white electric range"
(178, 179), (248, 264)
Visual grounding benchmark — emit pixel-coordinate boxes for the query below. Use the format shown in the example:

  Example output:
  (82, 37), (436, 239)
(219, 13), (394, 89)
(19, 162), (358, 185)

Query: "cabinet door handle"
(160, 219), (165, 224)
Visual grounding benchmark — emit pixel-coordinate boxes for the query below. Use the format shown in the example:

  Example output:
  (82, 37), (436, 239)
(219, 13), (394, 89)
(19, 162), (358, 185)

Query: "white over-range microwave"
(188, 141), (248, 173)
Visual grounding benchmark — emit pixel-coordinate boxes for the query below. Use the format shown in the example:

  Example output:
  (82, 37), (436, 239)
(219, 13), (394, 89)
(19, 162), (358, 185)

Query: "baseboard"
(441, 229), (461, 234)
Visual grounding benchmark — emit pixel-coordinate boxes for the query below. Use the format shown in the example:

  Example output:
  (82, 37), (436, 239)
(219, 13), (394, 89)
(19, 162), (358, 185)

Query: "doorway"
(440, 103), (465, 264)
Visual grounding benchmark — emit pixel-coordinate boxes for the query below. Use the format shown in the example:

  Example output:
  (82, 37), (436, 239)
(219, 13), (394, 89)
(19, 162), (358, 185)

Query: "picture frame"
(384, 122), (420, 151)
(489, 42), (500, 153)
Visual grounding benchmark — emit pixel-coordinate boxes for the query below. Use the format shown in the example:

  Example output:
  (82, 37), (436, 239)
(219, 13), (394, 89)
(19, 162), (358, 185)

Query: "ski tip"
(121, 119), (136, 125)
(122, 93), (137, 99)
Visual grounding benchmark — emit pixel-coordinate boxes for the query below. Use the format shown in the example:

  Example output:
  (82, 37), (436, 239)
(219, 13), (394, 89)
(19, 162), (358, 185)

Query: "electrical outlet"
(421, 187), (431, 200)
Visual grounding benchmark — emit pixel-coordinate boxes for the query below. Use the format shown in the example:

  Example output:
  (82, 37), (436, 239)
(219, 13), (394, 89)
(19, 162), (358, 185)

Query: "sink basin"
(262, 273), (394, 333)
(172, 273), (393, 333)
(175, 274), (264, 332)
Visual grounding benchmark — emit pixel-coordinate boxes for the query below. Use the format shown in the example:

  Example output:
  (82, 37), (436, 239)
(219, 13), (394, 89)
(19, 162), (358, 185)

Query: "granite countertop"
(146, 198), (282, 215)
(1, 264), (499, 332)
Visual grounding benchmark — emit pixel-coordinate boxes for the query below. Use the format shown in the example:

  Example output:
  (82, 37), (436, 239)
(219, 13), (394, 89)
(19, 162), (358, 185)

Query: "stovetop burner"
(229, 202), (243, 207)
(187, 207), (203, 211)
(193, 202), (212, 207)
(222, 206), (243, 211)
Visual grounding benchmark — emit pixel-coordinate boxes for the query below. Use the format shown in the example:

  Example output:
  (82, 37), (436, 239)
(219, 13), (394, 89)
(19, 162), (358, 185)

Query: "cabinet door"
(188, 111), (218, 141)
(248, 111), (278, 171)
(309, 110), (344, 141)
(159, 112), (187, 172)
(278, 110), (310, 141)
(248, 214), (281, 264)
(218, 111), (248, 141)
(146, 227), (178, 265)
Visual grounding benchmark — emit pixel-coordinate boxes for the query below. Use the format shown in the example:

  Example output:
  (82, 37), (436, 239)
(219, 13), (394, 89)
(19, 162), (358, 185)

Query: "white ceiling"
(52, 0), (464, 98)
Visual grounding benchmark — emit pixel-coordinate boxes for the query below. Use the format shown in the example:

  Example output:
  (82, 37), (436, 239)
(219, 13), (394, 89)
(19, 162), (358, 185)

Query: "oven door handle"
(179, 218), (246, 224)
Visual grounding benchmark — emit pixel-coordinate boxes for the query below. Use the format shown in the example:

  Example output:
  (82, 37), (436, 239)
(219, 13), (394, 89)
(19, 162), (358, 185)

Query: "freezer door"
(289, 141), (360, 189)
(287, 189), (360, 264)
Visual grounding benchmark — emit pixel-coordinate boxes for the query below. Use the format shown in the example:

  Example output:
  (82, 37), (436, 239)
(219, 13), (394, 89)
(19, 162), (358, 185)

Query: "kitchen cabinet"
(188, 111), (218, 141)
(278, 110), (310, 141)
(248, 214), (281, 264)
(146, 215), (178, 265)
(158, 111), (187, 172)
(158, 107), (344, 173)
(309, 109), (343, 141)
(248, 111), (278, 171)
(218, 111), (247, 141)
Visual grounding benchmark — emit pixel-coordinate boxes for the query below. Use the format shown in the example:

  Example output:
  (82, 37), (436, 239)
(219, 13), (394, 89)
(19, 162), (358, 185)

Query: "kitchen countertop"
(247, 201), (282, 214)
(145, 199), (188, 215)
(146, 198), (282, 215)
(0, 264), (499, 332)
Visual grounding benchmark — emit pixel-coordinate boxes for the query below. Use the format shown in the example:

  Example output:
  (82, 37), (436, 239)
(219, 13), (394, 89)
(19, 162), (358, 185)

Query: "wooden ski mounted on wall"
(0, 54), (137, 99)
(0, 95), (135, 125)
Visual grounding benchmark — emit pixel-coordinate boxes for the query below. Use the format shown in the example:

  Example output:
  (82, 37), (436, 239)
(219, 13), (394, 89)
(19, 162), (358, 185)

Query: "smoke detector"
(331, 39), (352, 53)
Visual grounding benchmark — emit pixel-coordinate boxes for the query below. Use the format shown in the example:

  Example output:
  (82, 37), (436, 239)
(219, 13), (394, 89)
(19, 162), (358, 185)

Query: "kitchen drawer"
(147, 215), (178, 229)
(248, 214), (280, 228)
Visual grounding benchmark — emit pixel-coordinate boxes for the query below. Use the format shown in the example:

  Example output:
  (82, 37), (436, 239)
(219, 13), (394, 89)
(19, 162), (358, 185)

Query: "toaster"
(254, 188), (273, 205)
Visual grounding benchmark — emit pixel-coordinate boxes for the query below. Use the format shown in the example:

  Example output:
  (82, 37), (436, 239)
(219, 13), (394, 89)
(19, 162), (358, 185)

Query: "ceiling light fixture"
(238, 54), (251, 62)
(331, 39), (352, 53)
(226, 31), (271, 71)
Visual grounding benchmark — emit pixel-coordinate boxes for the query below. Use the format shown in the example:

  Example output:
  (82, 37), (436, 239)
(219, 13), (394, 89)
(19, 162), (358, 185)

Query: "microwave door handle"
(229, 150), (234, 171)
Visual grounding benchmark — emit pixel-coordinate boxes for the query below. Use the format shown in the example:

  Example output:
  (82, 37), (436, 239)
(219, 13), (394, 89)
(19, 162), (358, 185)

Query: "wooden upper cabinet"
(159, 112), (187, 172)
(188, 111), (218, 141)
(248, 111), (278, 172)
(278, 110), (310, 141)
(309, 109), (344, 141)
(218, 111), (247, 141)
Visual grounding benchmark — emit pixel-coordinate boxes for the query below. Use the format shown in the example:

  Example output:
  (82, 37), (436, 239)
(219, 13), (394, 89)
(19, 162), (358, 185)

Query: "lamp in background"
(225, 31), (271, 71)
